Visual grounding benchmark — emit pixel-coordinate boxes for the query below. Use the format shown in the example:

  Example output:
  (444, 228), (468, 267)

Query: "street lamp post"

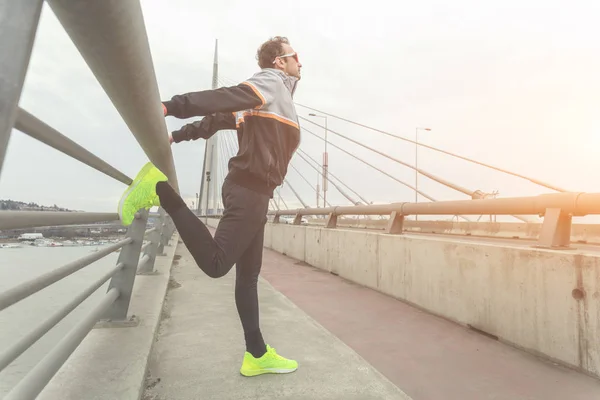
(316, 173), (320, 208)
(415, 127), (431, 221)
(309, 113), (328, 207)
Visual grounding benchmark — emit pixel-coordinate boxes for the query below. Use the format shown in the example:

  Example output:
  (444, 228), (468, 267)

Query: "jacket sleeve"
(163, 83), (266, 119)
(162, 71), (276, 119)
(171, 112), (235, 143)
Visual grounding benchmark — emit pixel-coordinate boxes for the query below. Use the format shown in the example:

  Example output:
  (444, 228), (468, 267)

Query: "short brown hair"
(256, 36), (289, 69)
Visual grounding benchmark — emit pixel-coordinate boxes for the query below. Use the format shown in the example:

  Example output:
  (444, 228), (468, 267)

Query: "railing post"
(293, 213), (302, 225)
(386, 211), (404, 234)
(273, 214), (281, 223)
(0, 0), (44, 175)
(166, 217), (175, 240)
(138, 228), (159, 274)
(157, 230), (166, 256)
(103, 209), (148, 321)
(326, 213), (338, 228)
(536, 208), (572, 249)
(156, 209), (167, 256)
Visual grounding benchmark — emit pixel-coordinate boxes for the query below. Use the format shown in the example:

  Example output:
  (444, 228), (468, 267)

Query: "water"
(0, 245), (120, 396)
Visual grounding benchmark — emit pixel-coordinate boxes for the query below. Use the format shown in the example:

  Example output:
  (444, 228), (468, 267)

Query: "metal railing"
(0, 1), (178, 399)
(268, 191), (600, 248)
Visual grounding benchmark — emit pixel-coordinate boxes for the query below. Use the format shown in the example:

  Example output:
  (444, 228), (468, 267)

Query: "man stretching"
(118, 36), (302, 377)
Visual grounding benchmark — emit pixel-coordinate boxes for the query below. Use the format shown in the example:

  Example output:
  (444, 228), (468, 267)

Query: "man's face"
(276, 43), (302, 79)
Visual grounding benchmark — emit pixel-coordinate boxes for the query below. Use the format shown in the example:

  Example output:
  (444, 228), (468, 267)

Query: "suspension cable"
(295, 149), (359, 205)
(300, 116), (475, 197)
(299, 150), (371, 205)
(295, 103), (567, 193)
(289, 162), (331, 207)
(283, 178), (309, 208)
(301, 126), (437, 201)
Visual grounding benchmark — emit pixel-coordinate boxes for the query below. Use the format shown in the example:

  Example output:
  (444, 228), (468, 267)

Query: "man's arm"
(162, 82), (266, 119)
(171, 112), (235, 143)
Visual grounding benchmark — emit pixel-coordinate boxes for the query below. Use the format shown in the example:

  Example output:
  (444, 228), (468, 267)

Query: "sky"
(2, 0), (600, 222)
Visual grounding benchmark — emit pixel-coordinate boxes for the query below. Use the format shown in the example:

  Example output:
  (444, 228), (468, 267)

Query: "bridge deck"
(260, 248), (600, 399)
(143, 242), (410, 400)
(144, 240), (600, 400)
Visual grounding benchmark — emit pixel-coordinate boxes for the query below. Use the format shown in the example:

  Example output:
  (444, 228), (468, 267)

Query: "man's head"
(256, 36), (302, 79)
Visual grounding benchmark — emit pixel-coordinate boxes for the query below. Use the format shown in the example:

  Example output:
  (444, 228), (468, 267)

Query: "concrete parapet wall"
(206, 217), (219, 229)
(310, 219), (600, 244)
(263, 223), (600, 379)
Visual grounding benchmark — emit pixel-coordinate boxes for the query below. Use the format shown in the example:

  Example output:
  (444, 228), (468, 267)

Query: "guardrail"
(0, 1), (177, 399)
(268, 192), (600, 249)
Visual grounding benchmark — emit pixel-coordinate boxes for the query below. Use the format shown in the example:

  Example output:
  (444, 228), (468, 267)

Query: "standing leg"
(237, 221), (299, 378)
(235, 223), (267, 358)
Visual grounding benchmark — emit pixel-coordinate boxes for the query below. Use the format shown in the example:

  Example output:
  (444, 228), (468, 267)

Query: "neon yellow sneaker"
(240, 345), (298, 377)
(118, 162), (167, 226)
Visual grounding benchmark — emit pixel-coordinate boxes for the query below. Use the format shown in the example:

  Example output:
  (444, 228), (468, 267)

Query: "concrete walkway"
(143, 242), (411, 400)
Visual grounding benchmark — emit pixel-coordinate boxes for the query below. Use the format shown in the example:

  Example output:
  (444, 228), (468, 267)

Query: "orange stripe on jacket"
(240, 82), (266, 108)
(241, 110), (299, 129)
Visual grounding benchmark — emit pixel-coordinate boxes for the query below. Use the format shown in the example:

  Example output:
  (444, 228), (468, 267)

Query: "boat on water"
(31, 239), (64, 247)
(17, 233), (44, 241)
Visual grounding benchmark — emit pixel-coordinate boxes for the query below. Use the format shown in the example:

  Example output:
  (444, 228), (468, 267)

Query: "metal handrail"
(46, 0), (179, 190)
(0, 1), (43, 172)
(266, 191), (600, 248)
(0, 1), (178, 398)
(0, 238), (131, 312)
(4, 288), (121, 400)
(0, 262), (124, 372)
(14, 108), (133, 185)
(269, 192), (600, 218)
(0, 211), (119, 230)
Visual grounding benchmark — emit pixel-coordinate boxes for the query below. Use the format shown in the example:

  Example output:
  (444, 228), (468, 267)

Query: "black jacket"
(163, 69), (300, 198)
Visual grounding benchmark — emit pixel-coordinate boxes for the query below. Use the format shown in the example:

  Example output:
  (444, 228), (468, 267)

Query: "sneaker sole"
(240, 367), (298, 377)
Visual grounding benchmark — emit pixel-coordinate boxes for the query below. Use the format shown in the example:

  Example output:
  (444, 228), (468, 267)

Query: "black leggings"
(157, 179), (270, 357)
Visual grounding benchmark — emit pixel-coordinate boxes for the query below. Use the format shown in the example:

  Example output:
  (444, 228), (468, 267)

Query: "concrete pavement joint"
(94, 315), (141, 329)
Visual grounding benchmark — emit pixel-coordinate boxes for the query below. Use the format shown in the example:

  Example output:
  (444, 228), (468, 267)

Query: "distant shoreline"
(0, 234), (123, 244)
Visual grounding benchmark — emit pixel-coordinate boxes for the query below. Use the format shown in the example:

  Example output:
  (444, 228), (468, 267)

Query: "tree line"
(0, 200), (72, 212)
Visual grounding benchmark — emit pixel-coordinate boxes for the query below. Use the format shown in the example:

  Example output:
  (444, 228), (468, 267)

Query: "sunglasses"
(273, 52), (299, 64)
